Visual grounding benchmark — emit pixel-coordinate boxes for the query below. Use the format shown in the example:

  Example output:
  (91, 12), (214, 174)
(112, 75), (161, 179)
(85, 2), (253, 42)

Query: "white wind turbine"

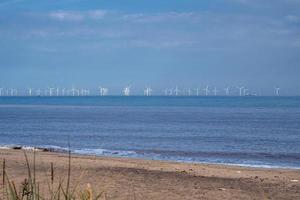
(48, 87), (55, 96)
(187, 88), (192, 96)
(144, 87), (152, 96)
(203, 86), (209, 96)
(84, 89), (90, 96)
(213, 87), (218, 96)
(71, 87), (77, 96)
(237, 86), (244, 96)
(99, 86), (109, 96)
(9, 88), (17, 96)
(243, 88), (249, 96)
(56, 88), (60, 96)
(164, 88), (169, 96)
(123, 86), (131, 96)
(27, 88), (33, 96)
(36, 89), (41, 96)
(174, 86), (179, 96)
(274, 87), (280, 96)
(103, 88), (108, 96)
(195, 87), (201, 96)
(224, 87), (230, 96)
(8, 89), (13, 96)
(61, 88), (66, 96)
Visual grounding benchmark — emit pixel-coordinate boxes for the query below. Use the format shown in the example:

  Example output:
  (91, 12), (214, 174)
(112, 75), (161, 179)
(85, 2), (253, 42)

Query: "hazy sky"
(0, 0), (300, 95)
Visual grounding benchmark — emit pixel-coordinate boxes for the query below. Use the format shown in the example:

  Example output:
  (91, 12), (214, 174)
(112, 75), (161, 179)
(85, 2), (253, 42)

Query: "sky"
(0, 0), (300, 95)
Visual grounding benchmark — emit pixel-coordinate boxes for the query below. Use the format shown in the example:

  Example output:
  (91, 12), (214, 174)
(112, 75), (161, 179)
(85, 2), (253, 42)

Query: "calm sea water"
(0, 96), (300, 168)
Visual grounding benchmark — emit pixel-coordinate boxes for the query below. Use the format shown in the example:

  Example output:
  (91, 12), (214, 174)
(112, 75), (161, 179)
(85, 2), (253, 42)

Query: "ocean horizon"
(1, 96), (300, 169)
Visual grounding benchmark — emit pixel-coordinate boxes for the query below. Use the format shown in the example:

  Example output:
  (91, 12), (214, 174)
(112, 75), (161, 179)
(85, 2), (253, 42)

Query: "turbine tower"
(213, 87), (218, 96)
(123, 86), (131, 96)
(243, 88), (249, 96)
(195, 87), (201, 96)
(48, 87), (55, 96)
(80, 88), (90, 96)
(203, 86), (209, 96)
(224, 87), (230, 96)
(144, 87), (152, 96)
(0, 88), (3, 96)
(36, 89), (41, 96)
(27, 88), (33, 96)
(99, 86), (108, 96)
(61, 88), (66, 96)
(71, 87), (77, 96)
(274, 87), (280, 96)
(164, 88), (170, 96)
(187, 88), (192, 96)
(174, 86), (179, 96)
(237, 86), (244, 96)
(9, 88), (17, 96)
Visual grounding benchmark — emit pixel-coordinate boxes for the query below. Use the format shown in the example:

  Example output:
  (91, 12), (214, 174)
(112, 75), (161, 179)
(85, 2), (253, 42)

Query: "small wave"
(73, 148), (137, 157)
(0, 144), (69, 152)
(1, 144), (300, 169)
(0, 144), (136, 157)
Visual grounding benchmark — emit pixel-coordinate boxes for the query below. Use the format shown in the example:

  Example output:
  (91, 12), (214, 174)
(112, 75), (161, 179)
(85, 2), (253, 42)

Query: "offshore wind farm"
(0, 85), (285, 96)
(1, 0), (300, 199)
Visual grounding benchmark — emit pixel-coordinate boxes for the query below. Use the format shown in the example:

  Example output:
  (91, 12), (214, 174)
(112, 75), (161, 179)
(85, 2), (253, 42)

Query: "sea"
(0, 96), (300, 169)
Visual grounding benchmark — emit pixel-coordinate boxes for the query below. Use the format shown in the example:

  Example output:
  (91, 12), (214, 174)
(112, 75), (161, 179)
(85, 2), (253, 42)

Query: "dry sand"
(1, 149), (300, 200)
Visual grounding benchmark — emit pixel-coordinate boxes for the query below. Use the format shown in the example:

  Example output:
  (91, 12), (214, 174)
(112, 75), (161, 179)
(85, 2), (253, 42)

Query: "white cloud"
(88, 10), (108, 19)
(285, 15), (300, 23)
(49, 11), (84, 21)
(120, 12), (199, 23)
(48, 10), (108, 21)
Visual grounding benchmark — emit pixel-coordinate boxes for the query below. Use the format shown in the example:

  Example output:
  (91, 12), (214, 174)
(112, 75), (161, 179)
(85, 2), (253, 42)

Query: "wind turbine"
(27, 88), (33, 96)
(84, 89), (90, 96)
(56, 88), (60, 96)
(36, 89), (41, 96)
(144, 87), (152, 96)
(164, 88), (169, 96)
(61, 88), (66, 96)
(224, 87), (230, 96)
(243, 88), (249, 96)
(213, 87), (218, 96)
(0, 88), (3, 96)
(195, 87), (201, 96)
(99, 86), (109, 96)
(187, 88), (192, 96)
(203, 86), (209, 96)
(103, 88), (108, 96)
(237, 86), (244, 96)
(174, 86), (179, 96)
(9, 88), (17, 96)
(274, 87), (280, 96)
(48, 87), (55, 96)
(123, 86), (131, 96)
(71, 87), (77, 96)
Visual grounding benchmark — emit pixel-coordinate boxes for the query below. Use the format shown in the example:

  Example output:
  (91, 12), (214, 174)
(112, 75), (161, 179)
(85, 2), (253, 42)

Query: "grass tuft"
(1, 151), (105, 200)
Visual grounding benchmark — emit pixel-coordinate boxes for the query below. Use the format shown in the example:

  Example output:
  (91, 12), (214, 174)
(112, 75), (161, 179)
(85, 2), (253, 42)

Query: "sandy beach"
(1, 149), (300, 200)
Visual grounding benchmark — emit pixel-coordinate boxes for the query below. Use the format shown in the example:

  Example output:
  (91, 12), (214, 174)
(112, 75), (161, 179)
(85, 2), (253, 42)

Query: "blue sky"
(0, 0), (300, 95)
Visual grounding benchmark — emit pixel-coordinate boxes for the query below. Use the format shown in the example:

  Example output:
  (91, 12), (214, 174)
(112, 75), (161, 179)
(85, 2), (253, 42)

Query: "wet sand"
(1, 149), (300, 200)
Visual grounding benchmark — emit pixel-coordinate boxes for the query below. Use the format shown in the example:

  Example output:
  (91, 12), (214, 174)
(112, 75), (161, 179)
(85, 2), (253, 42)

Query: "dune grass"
(1, 150), (105, 200)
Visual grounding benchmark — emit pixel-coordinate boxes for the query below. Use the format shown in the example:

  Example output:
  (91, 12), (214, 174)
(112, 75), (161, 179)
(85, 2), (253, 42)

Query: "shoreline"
(1, 148), (300, 199)
(1, 144), (299, 170)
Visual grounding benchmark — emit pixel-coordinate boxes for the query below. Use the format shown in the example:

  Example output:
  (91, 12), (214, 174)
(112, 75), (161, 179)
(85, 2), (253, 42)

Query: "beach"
(1, 149), (300, 200)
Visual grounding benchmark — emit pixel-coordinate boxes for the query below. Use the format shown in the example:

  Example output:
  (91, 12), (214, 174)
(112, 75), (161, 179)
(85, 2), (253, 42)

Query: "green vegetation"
(1, 151), (105, 200)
